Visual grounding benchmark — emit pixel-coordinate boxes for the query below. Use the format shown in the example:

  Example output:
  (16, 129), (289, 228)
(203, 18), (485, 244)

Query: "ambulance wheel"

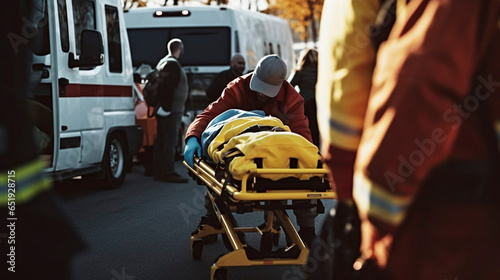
(192, 239), (203, 260)
(213, 267), (227, 280)
(260, 232), (273, 252)
(103, 133), (126, 189)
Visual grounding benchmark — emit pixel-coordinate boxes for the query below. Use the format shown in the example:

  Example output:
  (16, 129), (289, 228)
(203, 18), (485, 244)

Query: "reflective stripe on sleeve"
(328, 117), (364, 151)
(353, 172), (413, 226)
(1, 159), (52, 205)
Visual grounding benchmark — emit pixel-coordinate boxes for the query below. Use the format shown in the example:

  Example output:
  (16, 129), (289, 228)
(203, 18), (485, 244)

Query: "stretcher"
(184, 156), (336, 280)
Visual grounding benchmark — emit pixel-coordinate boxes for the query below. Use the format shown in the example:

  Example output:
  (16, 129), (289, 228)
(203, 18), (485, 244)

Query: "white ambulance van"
(30, 0), (143, 188)
(123, 6), (295, 158)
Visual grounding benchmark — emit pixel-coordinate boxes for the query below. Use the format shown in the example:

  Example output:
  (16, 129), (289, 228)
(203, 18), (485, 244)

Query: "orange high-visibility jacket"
(354, 0), (500, 230)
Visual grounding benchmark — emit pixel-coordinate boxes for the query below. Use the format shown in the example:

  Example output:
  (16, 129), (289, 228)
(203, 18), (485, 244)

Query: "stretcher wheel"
(202, 234), (217, 244)
(192, 239), (203, 260)
(260, 232), (273, 252)
(213, 267), (227, 280)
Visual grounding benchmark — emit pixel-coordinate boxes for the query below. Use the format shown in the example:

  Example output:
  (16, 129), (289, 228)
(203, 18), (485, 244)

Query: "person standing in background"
(288, 48), (320, 147)
(205, 54), (246, 103)
(153, 38), (189, 183)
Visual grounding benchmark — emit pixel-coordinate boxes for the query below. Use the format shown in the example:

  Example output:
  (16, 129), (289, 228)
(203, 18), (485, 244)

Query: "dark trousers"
(153, 112), (182, 177)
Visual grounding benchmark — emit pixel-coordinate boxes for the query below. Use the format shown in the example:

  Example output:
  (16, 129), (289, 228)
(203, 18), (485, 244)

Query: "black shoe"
(155, 173), (189, 183)
(298, 227), (317, 247)
(192, 215), (221, 244)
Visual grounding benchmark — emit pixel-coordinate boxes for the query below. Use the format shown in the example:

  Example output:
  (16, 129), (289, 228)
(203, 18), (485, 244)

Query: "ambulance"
(124, 5), (296, 158)
(29, 0), (143, 188)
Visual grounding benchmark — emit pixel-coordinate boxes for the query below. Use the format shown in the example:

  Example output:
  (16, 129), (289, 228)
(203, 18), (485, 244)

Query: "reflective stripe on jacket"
(1, 159), (51, 206)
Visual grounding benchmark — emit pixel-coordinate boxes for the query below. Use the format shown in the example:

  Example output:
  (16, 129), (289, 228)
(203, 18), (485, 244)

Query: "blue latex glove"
(184, 136), (201, 168)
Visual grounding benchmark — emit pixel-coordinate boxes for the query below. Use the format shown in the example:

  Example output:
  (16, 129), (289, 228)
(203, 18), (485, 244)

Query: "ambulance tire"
(102, 133), (126, 189)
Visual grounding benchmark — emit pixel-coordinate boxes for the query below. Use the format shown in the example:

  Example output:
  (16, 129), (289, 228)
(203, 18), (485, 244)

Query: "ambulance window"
(58, 0), (69, 52)
(32, 0), (50, 55)
(105, 5), (122, 73)
(127, 27), (230, 68)
(170, 27), (230, 67)
(73, 0), (96, 55)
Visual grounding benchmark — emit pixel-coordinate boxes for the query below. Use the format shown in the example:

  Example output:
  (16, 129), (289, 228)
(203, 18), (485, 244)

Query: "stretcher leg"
(275, 210), (306, 251)
(259, 210), (279, 252)
(208, 208), (310, 280)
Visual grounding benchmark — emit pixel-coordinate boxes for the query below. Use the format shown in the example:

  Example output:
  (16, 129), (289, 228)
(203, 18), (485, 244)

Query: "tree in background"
(123, 0), (147, 8)
(267, 0), (323, 43)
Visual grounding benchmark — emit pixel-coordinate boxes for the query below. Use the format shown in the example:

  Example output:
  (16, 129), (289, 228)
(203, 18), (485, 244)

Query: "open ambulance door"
(50, 0), (106, 174)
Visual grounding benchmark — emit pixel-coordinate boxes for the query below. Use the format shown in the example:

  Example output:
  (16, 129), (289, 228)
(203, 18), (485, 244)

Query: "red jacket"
(354, 0), (500, 231)
(186, 73), (312, 142)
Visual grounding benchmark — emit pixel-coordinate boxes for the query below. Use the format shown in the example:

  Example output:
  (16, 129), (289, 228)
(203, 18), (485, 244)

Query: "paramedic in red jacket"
(185, 55), (312, 144)
(184, 54), (317, 245)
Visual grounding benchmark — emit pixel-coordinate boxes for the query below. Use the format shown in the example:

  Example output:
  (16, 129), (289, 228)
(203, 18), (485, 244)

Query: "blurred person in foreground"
(0, 1), (84, 278)
(205, 54), (246, 103)
(288, 48), (320, 148)
(317, 0), (500, 279)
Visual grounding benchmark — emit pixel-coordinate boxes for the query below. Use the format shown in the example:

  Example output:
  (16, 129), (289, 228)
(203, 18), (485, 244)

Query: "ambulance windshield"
(127, 27), (231, 69)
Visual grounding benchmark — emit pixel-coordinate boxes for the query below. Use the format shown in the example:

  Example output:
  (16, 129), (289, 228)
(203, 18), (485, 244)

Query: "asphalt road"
(53, 160), (336, 280)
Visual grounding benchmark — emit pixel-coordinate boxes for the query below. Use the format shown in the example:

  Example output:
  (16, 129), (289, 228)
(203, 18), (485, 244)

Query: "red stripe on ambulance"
(61, 84), (133, 97)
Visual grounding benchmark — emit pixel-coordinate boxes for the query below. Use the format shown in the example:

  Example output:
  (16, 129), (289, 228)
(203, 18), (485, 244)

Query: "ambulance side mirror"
(69, 30), (104, 68)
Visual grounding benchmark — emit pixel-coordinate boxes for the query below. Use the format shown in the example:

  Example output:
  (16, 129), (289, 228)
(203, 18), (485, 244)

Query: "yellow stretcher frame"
(184, 156), (336, 280)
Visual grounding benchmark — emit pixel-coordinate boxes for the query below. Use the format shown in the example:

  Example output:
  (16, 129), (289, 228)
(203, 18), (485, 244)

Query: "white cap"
(250, 54), (287, 98)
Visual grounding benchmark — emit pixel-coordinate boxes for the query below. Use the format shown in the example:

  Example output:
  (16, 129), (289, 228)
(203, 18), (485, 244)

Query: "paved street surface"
(53, 160), (335, 280)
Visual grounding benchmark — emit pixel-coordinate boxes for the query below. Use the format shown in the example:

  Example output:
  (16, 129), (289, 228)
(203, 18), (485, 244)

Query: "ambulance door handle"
(59, 78), (69, 96)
